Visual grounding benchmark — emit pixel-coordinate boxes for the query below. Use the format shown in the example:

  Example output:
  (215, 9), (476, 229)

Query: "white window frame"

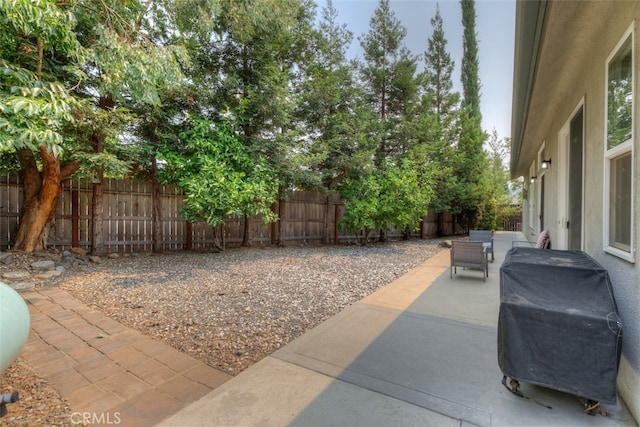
(604, 24), (635, 262)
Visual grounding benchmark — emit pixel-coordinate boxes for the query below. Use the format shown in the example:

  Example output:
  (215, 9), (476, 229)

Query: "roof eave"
(510, 0), (548, 179)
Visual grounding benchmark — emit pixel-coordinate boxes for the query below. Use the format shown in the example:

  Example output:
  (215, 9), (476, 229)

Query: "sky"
(314, 0), (516, 141)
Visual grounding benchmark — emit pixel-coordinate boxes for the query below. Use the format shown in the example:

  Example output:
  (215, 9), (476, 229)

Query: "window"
(609, 151), (632, 252)
(605, 29), (634, 261)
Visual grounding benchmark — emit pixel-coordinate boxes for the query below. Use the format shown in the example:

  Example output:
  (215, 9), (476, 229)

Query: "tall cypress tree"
(456, 0), (488, 231)
(460, 0), (481, 119)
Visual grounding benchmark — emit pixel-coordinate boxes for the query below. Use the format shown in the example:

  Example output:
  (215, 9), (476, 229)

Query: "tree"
(1, 1), (84, 252)
(198, 0), (316, 246)
(455, 0), (487, 231)
(359, 0), (419, 168)
(358, 0), (421, 241)
(460, 0), (481, 119)
(158, 117), (279, 250)
(0, 0), (183, 252)
(485, 128), (512, 206)
(338, 161), (431, 244)
(418, 5), (461, 236)
(294, 0), (377, 242)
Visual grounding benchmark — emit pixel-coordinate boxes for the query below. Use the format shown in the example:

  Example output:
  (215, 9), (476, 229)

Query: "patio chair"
(469, 229), (495, 262)
(512, 230), (551, 249)
(450, 240), (488, 282)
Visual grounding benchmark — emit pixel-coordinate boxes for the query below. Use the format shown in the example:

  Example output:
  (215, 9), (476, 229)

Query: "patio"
(159, 231), (636, 426)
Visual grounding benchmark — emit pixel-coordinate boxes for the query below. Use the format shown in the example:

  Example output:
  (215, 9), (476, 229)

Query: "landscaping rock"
(2, 271), (31, 280)
(35, 270), (62, 280)
(0, 253), (15, 265)
(30, 260), (56, 270)
(70, 247), (87, 256)
(8, 281), (35, 291)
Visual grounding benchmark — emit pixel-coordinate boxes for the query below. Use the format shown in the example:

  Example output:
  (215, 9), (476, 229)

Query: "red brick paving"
(18, 287), (233, 427)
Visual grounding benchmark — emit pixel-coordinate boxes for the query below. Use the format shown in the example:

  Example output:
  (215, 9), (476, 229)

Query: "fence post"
(151, 164), (162, 253)
(322, 194), (329, 244)
(334, 204), (340, 244)
(185, 222), (193, 250)
(277, 199), (285, 246)
(71, 189), (79, 248)
(270, 201), (278, 245)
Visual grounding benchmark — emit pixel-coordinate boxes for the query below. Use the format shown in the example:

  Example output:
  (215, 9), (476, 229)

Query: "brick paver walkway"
(19, 287), (232, 426)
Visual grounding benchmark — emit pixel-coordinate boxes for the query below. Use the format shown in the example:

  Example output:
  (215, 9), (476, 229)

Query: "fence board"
(0, 174), (22, 248)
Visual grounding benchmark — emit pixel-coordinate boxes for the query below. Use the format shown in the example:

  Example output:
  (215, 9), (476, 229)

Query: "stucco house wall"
(511, 1), (640, 421)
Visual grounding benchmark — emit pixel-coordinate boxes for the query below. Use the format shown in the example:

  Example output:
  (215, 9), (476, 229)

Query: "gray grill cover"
(498, 247), (622, 404)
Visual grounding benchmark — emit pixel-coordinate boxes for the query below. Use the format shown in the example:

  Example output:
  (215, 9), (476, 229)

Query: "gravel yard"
(61, 240), (443, 375)
(1, 239), (443, 424)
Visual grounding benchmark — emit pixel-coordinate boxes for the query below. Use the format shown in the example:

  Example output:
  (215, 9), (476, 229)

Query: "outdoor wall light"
(541, 158), (552, 170)
(530, 176), (537, 184)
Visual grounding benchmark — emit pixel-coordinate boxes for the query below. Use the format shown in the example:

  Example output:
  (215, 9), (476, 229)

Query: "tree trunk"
(241, 212), (251, 247)
(437, 212), (444, 237)
(151, 157), (162, 253)
(212, 225), (224, 252)
(276, 199), (285, 246)
(13, 147), (78, 252)
(91, 176), (104, 255)
(91, 132), (105, 255)
(322, 194), (330, 244)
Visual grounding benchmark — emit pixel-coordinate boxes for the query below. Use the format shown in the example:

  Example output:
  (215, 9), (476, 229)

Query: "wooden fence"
(1, 174), (460, 253)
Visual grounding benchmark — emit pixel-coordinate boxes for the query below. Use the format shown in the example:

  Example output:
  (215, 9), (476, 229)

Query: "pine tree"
(296, 0), (373, 191)
(419, 5), (461, 236)
(359, 0), (418, 167)
(295, 0), (377, 243)
(356, 0), (423, 241)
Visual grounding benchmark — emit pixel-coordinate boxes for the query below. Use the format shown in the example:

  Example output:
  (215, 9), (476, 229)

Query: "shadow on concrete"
(282, 232), (636, 427)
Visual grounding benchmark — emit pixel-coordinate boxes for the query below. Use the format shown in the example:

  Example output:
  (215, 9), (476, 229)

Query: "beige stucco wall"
(516, 1), (640, 421)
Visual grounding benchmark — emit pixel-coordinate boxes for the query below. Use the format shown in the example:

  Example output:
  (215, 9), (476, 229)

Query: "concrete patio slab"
(158, 232), (637, 427)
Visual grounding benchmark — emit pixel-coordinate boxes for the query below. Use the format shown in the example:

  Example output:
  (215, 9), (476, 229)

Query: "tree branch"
(36, 37), (43, 78)
(18, 149), (41, 202)
(60, 161), (81, 180)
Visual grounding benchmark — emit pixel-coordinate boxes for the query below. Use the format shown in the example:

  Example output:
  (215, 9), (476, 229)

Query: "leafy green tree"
(376, 160), (432, 234)
(485, 128), (512, 206)
(0, 0), (183, 252)
(476, 129), (512, 230)
(197, 0), (316, 245)
(1, 0), (85, 252)
(158, 117), (279, 250)
(338, 160), (431, 243)
(339, 173), (380, 243)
